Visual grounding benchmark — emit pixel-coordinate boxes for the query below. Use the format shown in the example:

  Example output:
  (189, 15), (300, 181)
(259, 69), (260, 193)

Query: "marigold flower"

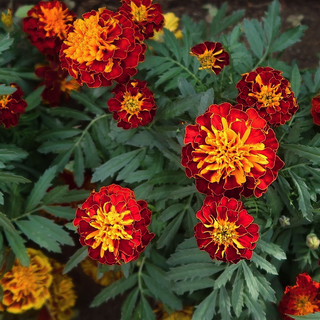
(154, 303), (193, 320)
(0, 248), (52, 314)
(1, 9), (13, 28)
(236, 67), (299, 126)
(107, 79), (156, 130)
(73, 184), (155, 265)
(119, 0), (164, 40)
(194, 196), (259, 263)
(181, 103), (284, 198)
(0, 83), (27, 129)
(81, 256), (123, 286)
(151, 12), (182, 41)
(190, 41), (230, 75)
(35, 61), (80, 107)
(23, 1), (76, 57)
(279, 273), (320, 319)
(311, 93), (320, 125)
(60, 8), (146, 88)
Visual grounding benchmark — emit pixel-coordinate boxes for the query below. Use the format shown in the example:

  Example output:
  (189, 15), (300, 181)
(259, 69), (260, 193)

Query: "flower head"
(154, 303), (193, 319)
(81, 257), (123, 286)
(1, 9), (13, 28)
(279, 273), (320, 319)
(181, 103), (284, 198)
(108, 79), (156, 129)
(23, 1), (76, 57)
(190, 41), (230, 75)
(73, 184), (155, 265)
(35, 60), (80, 107)
(311, 92), (320, 125)
(60, 8), (146, 88)
(0, 248), (52, 314)
(306, 233), (320, 250)
(194, 196), (259, 263)
(151, 12), (182, 41)
(236, 67), (299, 126)
(119, 0), (164, 40)
(0, 83), (27, 128)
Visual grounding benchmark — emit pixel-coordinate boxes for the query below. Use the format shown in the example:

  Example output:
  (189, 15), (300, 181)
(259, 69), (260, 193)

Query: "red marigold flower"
(73, 184), (155, 265)
(181, 102), (284, 198)
(279, 273), (320, 319)
(311, 92), (320, 125)
(190, 41), (230, 75)
(107, 79), (156, 129)
(35, 61), (80, 107)
(23, 1), (76, 57)
(194, 196), (259, 263)
(60, 8), (146, 88)
(118, 0), (164, 40)
(0, 83), (27, 128)
(236, 67), (299, 126)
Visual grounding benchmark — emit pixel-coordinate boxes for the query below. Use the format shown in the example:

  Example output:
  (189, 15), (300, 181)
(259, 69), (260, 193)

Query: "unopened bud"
(1, 9), (13, 32)
(279, 215), (290, 227)
(306, 233), (320, 250)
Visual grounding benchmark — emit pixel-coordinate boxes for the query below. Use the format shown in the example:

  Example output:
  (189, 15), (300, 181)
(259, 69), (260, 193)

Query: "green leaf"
(0, 172), (30, 184)
(142, 274), (182, 310)
(91, 274), (138, 307)
(3, 229), (29, 267)
(172, 278), (215, 295)
(83, 132), (101, 168)
(52, 149), (73, 172)
(42, 185), (69, 205)
(163, 28), (182, 61)
(244, 294), (266, 320)
(214, 264), (239, 289)
(168, 248), (213, 266)
(63, 246), (87, 274)
(256, 239), (286, 260)
(157, 213), (184, 249)
(74, 145), (84, 187)
(283, 144), (320, 164)
(140, 294), (155, 320)
(0, 35), (14, 54)
(289, 312), (320, 319)
(25, 86), (44, 111)
(290, 64), (301, 97)
(70, 91), (103, 115)
(38, 141), (75, 154)
(243, 19), (264, 58)
(42, 206), (75, 220)
(219, 287), (231, 320)
(198, 88), (214, 116)
(25, 166), (57, 213)
(92, 149), (142, 182)
(37, 128), (82, 141)
(192, 290), (218, 320)
(58, 189), (90, 203)
(232, 275), (244, 317)
(313, 65), (320, 92)
(251, 252), (278, 275)
(241, 261), (259, 298)
(121, 288), (139, 320)
(47, 107), (92, 121)
(0, 212), (16, 233)
(160, 204), (185, 223)
(255, 275), (276, 303)
(14, 5), (33, 18)
(263, 0), (281, 43)
(0, 84), (16, 95)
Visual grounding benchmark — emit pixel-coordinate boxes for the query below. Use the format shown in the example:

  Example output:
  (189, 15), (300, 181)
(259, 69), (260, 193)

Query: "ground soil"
(1, 0), (320, 319)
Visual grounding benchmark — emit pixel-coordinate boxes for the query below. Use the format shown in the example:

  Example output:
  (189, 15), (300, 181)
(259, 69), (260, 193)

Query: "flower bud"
(279, 215), (290, 227)
(306, 233), (320, 250)
(1, 9), (13, 32)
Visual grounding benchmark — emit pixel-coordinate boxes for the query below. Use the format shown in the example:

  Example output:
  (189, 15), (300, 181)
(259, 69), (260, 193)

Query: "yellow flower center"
(130, 2), (148, 22)
(295, 295), (319, 315)
(196, 49), (223, 70)
(0, 94), (9, 108)
(39, 5), (73, 39)
(193, 117), (268, 185)
(122, 91), (143, 115)
(86, 203), (133, 258)
(1, 9), (13, 27)
(249, 74), (283, 109)
(205, 218), (244, 257)
(60, 78), (80, 94)
(63, 10), (118, 66)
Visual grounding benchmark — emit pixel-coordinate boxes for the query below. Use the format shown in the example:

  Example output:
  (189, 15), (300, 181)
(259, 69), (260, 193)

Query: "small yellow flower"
(152, 12), (182, 42)
(1, 9), (13, 28)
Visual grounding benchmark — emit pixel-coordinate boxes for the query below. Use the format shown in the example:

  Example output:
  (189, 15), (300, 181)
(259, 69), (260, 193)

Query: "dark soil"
(1, 0), (320, 319)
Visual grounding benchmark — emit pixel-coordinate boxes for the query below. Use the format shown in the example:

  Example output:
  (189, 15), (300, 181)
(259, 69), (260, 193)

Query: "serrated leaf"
(219, 287), (231, 320)
(289, 312), (320, 319)
(283, 144), (320, 164)
(0, 84), (16, 95)
(0, 212), (16, 233)
(3, 229), (29, 267)
(264, 0), (281, 43)
(232, 275), (244, 317)
(83, 132), (101, 168)
(38, 141), (74, 154)
(42, 185), (69, 205)
(42, 206), (75, 220)
(251, 252), (278, 275)
(37, 128), (82, 141)
(25, 86), (44, 111)
(168, 248), (213, 266)
(241, 261), (259, 299)
(198, 88), (214, 116)
(244, 293), (266, 320)
(314, 66), (320, 92)
(140, 294), (155, 320)
(214, 264), (239, 289)
(25, 166), (57, 213)
(160, 204), (186, 223)
(163, 28), (182, 61)
(63, 246), (87, 274)
(291, 64), (301, 97)
(74, 145), (84, 187)
(121, 288), (139, 320)
(91, 274), (138, 307)
(0, 172), (30, 184)
(192, 290), (218, 320)
(256, 239), (286, 260)
(70, 91), (103, 115)
(255, 275), (276, 303)
(172, 278), (215, 295)
(0, 35), (14, 54)
(92, 149), (142, 182)
(243, 19), (264, 58)
(47, 107), (92, 121)
(58, 189), (90, 203)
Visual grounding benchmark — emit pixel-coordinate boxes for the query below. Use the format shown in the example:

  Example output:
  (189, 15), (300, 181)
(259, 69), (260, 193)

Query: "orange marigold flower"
(311, 92), (320, 125)
(279, 273), (320, 320)
(154, 303), (193, 320)
(236, 67), (299, 126)
(60, 8), (146, 88)
(0, 248), (52, 314)
(73, 184), (155, 265)
(0, 83), (27, 129)
(35, 61), (80, 107)
(181, 103), (284, 198)
(23, 1), (76, 57)
(190, 41), (230, 75)
(107, 79), (156, 130)
(118, 0), (164, 40)
(81, 256), (123, 286)
(194, 196), (259, 263)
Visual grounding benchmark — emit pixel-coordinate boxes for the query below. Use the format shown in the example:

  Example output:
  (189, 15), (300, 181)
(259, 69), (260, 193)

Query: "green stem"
(138, 256), (146, 293)
(281, 163), (307, 172)
(252, 45), (270, 70)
